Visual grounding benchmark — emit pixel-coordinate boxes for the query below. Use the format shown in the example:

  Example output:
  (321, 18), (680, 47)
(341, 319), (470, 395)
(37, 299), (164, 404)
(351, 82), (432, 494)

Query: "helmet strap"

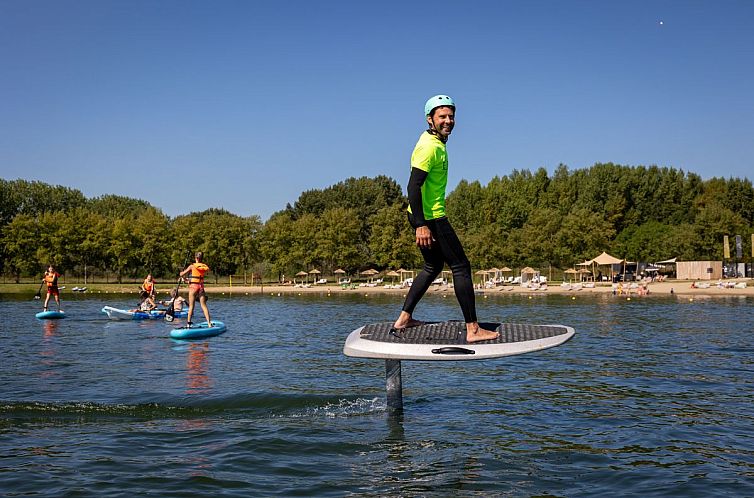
(427, 115), (448, 143)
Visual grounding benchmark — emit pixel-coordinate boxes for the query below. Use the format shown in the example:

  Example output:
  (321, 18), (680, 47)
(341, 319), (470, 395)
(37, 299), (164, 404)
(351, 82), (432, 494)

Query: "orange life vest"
(143, 279), (154, 293)
(189, 263), (209, 284)
(44, 272), (59, 288)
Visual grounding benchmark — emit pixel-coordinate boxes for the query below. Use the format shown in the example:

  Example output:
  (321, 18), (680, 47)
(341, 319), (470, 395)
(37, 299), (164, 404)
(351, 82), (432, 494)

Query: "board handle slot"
(431, 347), (475, 355)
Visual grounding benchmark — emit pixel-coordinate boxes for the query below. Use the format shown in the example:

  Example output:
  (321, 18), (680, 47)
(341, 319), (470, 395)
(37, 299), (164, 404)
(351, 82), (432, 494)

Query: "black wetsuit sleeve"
(407, 167), (428, 227)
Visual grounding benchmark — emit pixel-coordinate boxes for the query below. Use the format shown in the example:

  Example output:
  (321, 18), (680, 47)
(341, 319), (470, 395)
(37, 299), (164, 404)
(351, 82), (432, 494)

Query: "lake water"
(1, 291), (753, 497)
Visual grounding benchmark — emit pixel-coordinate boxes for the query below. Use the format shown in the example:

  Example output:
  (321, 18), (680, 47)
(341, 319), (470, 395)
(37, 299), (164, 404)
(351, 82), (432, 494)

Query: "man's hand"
(415, 225), (433, 248)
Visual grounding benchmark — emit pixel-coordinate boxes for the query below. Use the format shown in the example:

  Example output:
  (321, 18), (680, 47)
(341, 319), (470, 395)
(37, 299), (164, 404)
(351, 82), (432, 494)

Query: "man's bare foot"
(466, 323), (499, 343)
(392, 312), (424, 330)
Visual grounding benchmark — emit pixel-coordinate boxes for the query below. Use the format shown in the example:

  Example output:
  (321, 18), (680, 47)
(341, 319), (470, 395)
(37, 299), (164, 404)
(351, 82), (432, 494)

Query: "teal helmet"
(424, 95), (455, 116)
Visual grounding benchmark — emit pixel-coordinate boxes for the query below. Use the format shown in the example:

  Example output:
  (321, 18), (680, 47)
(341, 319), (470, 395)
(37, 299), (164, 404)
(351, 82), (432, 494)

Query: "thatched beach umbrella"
(475, 269), (489, 286)
(295, 271), (308, 284)
(360, 268), (378, 283)
(397, 268), (414, 286)
(520, 266), (538, 286)
(333, 268), (347, 283)
(564, 268), (578, 283)
(308, 269), (321, 283)
(386, 270), (400, 285)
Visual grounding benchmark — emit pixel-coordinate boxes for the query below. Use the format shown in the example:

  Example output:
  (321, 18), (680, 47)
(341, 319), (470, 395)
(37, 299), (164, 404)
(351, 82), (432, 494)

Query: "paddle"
(164, 251), (192, 322)
(33, 279), (45, 300)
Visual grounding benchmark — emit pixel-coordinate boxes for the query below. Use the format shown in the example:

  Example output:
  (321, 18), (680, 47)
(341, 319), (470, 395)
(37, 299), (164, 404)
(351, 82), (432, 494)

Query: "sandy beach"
(204, 279), (754, 298)
(6, 279), (750, 299)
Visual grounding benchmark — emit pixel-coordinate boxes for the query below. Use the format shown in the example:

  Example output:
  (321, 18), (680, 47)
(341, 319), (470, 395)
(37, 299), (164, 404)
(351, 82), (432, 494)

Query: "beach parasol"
(386, 270), (400, 285)
(475, 269), (489, 286)
(360, 268), (378, 283)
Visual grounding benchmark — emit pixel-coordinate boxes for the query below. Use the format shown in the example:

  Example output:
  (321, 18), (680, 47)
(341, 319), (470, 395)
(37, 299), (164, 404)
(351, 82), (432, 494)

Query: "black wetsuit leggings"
(402, 215), (477, 323)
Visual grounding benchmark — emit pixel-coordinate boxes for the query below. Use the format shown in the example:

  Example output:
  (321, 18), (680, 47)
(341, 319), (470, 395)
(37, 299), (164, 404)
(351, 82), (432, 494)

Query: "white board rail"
(343, 321), (575, 361)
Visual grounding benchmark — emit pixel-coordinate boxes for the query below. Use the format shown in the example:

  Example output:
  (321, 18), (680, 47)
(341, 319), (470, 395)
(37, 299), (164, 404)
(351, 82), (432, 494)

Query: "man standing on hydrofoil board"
(392, 95), (499, 343)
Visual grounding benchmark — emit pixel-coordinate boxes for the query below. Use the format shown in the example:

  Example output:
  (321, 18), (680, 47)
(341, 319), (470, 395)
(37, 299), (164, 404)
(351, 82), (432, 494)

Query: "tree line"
(1, 163), (752, 283)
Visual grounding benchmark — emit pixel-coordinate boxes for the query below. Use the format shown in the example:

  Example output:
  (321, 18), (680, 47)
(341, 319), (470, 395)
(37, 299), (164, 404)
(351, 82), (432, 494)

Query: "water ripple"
(1, 293), (753, 496)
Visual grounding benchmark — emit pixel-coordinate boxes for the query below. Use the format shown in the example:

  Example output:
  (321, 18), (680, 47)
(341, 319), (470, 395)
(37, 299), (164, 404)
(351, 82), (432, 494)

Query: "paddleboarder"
(140, 273), (157, 309)
(393, 95), (498, 343)
(42, 265), (63, 312)
(161, 289), (186, 312)
(179, 251), (212, 328)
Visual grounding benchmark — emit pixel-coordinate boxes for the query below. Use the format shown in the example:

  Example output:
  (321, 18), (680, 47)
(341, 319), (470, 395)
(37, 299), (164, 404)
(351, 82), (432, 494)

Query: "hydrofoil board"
(343, 321), (574, 361)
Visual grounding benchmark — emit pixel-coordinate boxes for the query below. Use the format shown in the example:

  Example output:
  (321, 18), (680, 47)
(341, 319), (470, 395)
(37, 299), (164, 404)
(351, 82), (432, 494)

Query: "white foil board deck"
(343, 321), (575, 361)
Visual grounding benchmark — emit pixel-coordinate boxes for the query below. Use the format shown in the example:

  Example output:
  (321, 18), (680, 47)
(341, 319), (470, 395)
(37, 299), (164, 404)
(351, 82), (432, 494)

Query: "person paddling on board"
(392, 95), (499, 344)
(136, 291), (156, 312)
(161, 289), (186, 311)
(179, 251), (212, 328)
(42, 265), (63, 312)
(140, 273), (157, 309)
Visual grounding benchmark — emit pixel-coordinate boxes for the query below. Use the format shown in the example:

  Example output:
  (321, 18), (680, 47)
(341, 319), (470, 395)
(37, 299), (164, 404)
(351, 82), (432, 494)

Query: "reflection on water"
(185, 342), (211, 395)
(39, 320), (59, 379)
(42, 319), (58, 339)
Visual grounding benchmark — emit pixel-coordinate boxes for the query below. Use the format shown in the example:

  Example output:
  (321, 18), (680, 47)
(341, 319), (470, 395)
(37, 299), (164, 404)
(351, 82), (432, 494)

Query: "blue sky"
(1, 1), (753, 221)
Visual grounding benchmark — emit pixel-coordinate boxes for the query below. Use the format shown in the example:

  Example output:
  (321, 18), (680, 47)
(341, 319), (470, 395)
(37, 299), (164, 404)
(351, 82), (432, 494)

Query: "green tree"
(108, 216), (140, 283)
(36, 211), (72, 270)
(66, 208), (110, 282)
(1, 214), (42, 282)
(369, 204), (420, 270)
(290, 213), (319, 273)
(555, 208), (616, 265)
(692, 205), (747, 260)
(613, 221), (673, 263)
(260, 212), (297, 279)
(463, 223), (507, 270)
(131, 207), (171, 276)
(314, 207), (362, 273)
(88, 194), (152, 218)
(235, 215), (263, 282)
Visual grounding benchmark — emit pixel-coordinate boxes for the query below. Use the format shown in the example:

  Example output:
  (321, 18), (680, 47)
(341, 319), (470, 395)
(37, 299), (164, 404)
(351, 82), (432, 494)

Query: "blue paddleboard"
(36, 310), (66, 320)
(170, 321), (226, 340)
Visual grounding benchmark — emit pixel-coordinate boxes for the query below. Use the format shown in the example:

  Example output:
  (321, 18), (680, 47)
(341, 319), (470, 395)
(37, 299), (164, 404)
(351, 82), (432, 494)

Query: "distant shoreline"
(3, 279), (752, 298)
(213, 279), (754, 298)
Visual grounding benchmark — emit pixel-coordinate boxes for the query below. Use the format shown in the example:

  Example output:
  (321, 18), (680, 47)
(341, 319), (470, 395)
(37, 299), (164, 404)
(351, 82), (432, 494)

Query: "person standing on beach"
(179, 251), (212, 328)
(392, 95), (499, 343)
(42, 265), (62, 312)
